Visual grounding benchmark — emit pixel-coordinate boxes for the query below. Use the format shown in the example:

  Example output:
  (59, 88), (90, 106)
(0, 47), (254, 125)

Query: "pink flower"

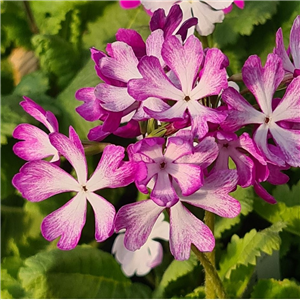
(12, 127), (136, 250)
(13, 97), (59, 162)
(115, 170), (241, 260)
(274, 15), (300, 77)
(128, 34), (228, 138)
(221, 53), (300, 167)
(128, 136), (204, 207)
(112, 214), (169, 277)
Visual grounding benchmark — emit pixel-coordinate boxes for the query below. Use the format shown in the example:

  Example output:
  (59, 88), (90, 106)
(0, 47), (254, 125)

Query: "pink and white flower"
(274, 15), (300, 77)
(115, 170), (240, 260)
(141, 0), (234, 36)
(221, 53), (300, 167)
(12, 127), (136, 250)
(112, 213), (169, 277)
(128, 34), (228, 139)
(13, 97), (59, 162)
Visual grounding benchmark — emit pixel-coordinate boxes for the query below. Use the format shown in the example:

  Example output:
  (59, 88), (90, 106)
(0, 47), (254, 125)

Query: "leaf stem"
(191, 245), (226, 299)
(23, 1), (39, 34)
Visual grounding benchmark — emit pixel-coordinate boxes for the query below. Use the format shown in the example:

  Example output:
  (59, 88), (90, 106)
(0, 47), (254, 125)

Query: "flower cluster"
(12, 2), (299, 277)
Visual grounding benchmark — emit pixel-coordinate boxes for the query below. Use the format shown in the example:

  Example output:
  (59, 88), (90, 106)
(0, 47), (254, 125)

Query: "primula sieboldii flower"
(13, 97), (59, 162)
(274, 15), (300, 77)
(221, 53), (300, 167)
(141, 0), (234, 36)
(12, 127), (136, 250)
(128, 136), (204, 207)
(112, 214), (169, 277)
(115, 170), (241, 260)
(128, 34), (228, 139)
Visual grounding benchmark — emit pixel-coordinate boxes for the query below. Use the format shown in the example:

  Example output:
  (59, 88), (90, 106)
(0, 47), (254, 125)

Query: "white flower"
(112, 214), (169, 277)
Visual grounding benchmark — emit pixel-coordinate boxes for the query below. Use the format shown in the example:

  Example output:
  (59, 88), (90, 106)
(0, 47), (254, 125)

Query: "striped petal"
(41, 192), (87, 250)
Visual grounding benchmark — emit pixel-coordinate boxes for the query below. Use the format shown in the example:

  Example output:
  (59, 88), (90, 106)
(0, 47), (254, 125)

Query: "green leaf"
(19, 246), (151, 298)
(214, 1), (279, 48)
(253, 182), (300, 236)
(218, 222), (286, 279)
(1, 269), (25, 299)
(31, 34), (81, 89)
(215, 186), (254, 239)
(184, 286), (205, 299)
(153, 252), (199, 298)
(251, 279), (300, 299)
(223, 264), (255, 299)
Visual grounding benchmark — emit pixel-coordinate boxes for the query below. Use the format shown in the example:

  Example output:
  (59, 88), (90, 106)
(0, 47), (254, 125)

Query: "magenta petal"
(41, 192), (87, 250)
(119, 0), (140, 9)
(169, 202), (215, 260)
(253, 181), (277, 204)
(13, 124), (57, 161)
(87, 125), (110, 141)
(162, 35), (203, 95)
(116, 28), (146, 59)
(87, 192), (115, 242)
(12, 160), (79, 202)
(87, 145), (136, 191)
(274, 28), (295, 73)
(151, 172), (179, 207)
(180, 170), (241, 218)
(75, 88), (104, 122)
(20, 97), (58, 132)
(115, 200), (165, 251)
(242, 54), (284, 115)
(128, 56), (183, 101)
(290, 16), (300, 70)
(95, 84), (136, 112)
(50, 128), (87, 185)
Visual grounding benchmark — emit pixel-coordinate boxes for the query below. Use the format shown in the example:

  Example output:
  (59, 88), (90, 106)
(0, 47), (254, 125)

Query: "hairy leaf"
(218, 222), (285, 279)
(19, 246), (151, 298)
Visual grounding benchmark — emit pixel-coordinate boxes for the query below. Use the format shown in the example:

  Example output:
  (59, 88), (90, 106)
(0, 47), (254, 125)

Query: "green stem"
(191, 245), (226, 299)
(204, 211), (216, 298)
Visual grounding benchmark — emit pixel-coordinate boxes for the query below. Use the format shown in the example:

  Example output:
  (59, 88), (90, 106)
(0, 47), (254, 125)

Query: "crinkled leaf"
(184, 286), (205, 299)
(31, 34), (81, 89)
(254, 182), (300, 236)
(251, 279), (300, 299)
(218, 222), (286, 279)
(153, 252), (199, 298)
(214, 1), (279, 48)
(19, 246), (152, 299)
(215, 186), (254, 239)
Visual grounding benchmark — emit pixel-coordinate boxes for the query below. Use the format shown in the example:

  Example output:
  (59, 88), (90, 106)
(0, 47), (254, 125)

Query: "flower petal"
(180, 170), (241, 218)
(242, 54), (284, 115)
(41, 192), (87, 250)
(290, 15), (300, 69)
(50, 127), (87, 185)
(128, 56), (183, 101)
(273, 76), (300, 123)
(75, 87), (104, 122)
(12, 160), (79, 202)
(169, 202), (214, 260)
(20, 97), (58, 132)
(146, 29), (165, 66)
(87, 192), (115, 242)
(162, 35), (203, 95)
(87, 145), (136, 191)
(13, 124), (57, 161)
(115, 200), (165, 251)
(100, 41), (140, 82)
(95, 84), (136, 112)
(273, 28), (295, 73)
